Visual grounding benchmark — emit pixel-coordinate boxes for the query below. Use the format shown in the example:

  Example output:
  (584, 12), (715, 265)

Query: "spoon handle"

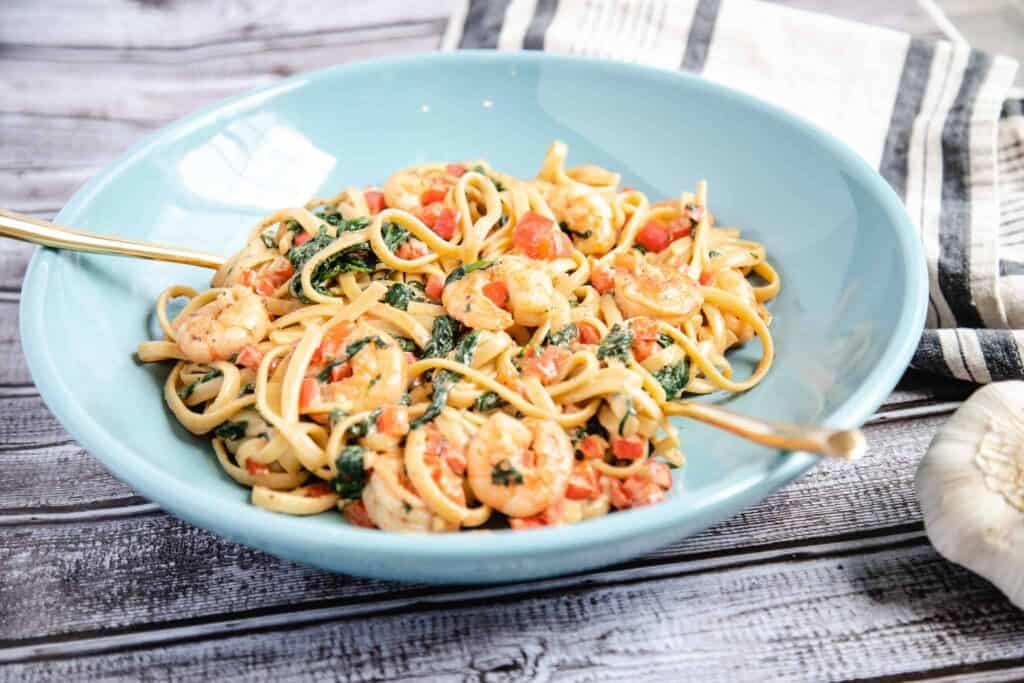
(0, 209), (225, 270)
(668, 401), (866, 460)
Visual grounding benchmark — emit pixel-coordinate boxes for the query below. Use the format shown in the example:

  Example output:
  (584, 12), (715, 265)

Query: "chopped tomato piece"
(417, 202), (443, 228)
(482, 280), (509, 308)
(699, 270), (714, 286)
(667, 216), (692, 240)
(245, 459), (269, 475)
(305, 482), (333, 497)
(255, 257), (294, 296)
(235, 344), (263, 369)
(621, 186), (636, 193)
(632, 339), (657, 362)
(577, 322), (601, 345)
(396, 239), (429, 260)
(636, 220), (671, 253)
(238, 270), (255, 287)
(329, 361), (353, 383)
(566, 462), (601, 500)
(577, 435), (607, 460)
(432, 208), (459, 240)
(313, 321), (354, 363)
(420, 188), (447, 206)
(425, 273), (445, 300)
(343, 500), (376, 528)
(512, 211), (572, 260)
(523, 346), (572, 384)
(631, 318), (659, 341)
(443, 449), (466, 475)
(590, 262), (615, 293)
(376, 405), (410, 438)
(510, 516), (546, 530)
(612, 436), (646, 461)
(445, 163), (466, 177)
(299, 377), (320, 410)
(610, 461), (672, 510)
(293, 231), (313, 247)
(363, 190), (385, 214)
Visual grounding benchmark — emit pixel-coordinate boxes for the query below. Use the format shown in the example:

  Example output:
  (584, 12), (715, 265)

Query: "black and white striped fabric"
(443, 0), (1024, 384)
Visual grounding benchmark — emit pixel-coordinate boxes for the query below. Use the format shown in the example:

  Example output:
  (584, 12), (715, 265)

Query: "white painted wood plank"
(2, 542), (1022, 682)
(0, 0), (456, 48)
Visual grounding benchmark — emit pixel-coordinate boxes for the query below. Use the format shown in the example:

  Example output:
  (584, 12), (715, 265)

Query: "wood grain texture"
(3, 543), (1023, 682)
(1, 0), (1020, 680)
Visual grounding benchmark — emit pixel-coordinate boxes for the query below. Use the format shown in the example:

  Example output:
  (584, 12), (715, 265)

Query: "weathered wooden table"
(3, 2), (1024, 680)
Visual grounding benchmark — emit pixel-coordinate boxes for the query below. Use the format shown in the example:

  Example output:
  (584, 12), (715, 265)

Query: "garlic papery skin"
(916, 381), (1024, 610)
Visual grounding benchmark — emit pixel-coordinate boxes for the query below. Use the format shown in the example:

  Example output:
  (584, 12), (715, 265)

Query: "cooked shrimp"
(542, 184), (615, 255)
(362, 454), (453, 532)
(466, 413), (573, 518)
(442, 256), (557, 331)
(318, 325), (408, 413)
(609, 252), (703, 324)
(174, 286), (271, 363)
(383, 163), (459, 211)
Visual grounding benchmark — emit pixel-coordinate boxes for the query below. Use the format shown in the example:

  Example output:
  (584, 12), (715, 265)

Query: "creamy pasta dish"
(138, 141), (778, 532)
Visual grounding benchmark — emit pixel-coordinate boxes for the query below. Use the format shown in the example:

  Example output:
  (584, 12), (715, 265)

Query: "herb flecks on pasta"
(137, 141), (779, 532)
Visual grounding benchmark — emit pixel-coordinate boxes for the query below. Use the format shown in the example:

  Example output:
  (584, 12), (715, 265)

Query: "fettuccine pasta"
(137, 141), (778, 532)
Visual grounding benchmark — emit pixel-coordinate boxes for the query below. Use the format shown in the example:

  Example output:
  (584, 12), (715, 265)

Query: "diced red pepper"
(636, 220), (671, 253)
(523, 346), (572, 385)
(364, 190), (385, 214)
(445, 163), (466, 177)
(396, 239), (429, 260)
(238, 270), (255, 287)
(699, 270), (714, 286)
(235, 344), (263, 369)
(512, 211), (572, 260)
(482, 280), (509, 309)
(377, 405), (410, 438)
(432, 208), (459, 240)
(293, 231), (313, 247)
(343, 500), (376, 528)
(612, 436), (646, 461)
(425, 273), (445, 300)
(420, 188), (447, 206)
(299, 377), (320, 410)
(610, 461), (672, 510)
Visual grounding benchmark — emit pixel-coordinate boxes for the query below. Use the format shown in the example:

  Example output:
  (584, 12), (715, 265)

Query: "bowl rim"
(19, 50), (928, 570)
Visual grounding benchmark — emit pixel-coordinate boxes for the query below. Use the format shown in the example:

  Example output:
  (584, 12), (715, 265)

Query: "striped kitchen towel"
(443, 0), (1024, 384)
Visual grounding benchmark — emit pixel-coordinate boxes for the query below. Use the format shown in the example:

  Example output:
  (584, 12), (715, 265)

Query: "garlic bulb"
(916, 381), (1024, 609)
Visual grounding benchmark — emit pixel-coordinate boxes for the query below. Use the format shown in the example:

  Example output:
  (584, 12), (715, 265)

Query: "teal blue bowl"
(20, 52), (926, 583)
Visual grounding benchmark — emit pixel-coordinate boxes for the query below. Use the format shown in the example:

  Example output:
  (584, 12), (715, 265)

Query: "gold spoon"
(0, 207), (866, 461)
